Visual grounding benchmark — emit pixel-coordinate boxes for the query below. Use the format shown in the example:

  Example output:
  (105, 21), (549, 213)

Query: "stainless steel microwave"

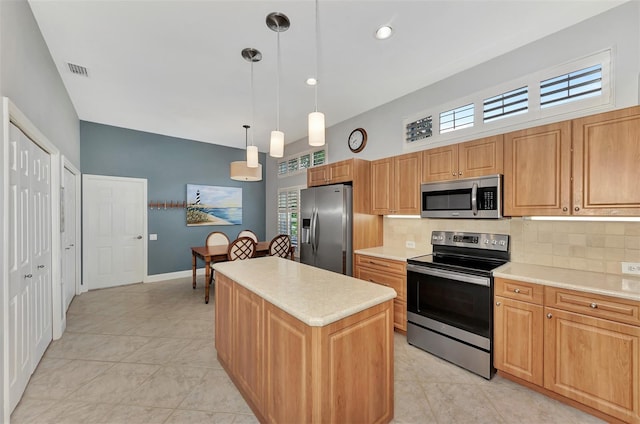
(421, 174), (502, 219)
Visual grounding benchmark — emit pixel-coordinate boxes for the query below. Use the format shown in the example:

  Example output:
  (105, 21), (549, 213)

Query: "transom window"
(540, 64), (602, 109)
(277, 147), (326, 178)
(440, 104), (474, 134)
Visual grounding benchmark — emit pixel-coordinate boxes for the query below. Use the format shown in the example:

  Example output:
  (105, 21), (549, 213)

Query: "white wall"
(0, 1), (79, 421)
(266, 1), (640, 239)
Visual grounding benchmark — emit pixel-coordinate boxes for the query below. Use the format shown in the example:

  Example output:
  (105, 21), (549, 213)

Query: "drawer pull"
(514, 288), (521, 294)
(590, 303), (598, 309)
(368, 260), (389, 267)
(547, 313), (553, 319)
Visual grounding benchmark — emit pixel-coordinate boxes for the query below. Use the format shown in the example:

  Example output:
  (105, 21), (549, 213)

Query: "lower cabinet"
(494, 277), (640, 423)
(354, 254), (407, 331)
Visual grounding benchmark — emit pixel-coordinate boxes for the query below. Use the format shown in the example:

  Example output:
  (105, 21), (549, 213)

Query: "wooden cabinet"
(494, 278), (544, 386)
(354, 254), (407, 331)
(371, 152), (421, 215)
(494, 277), (640, 423)
(307, 159), (353, 187)
(503, 121), (572, 216)
(504, 106), (640, 217)
(572, 106), (640, 216)
(422, 135), (503, 183)
(215, 273), (234, 368)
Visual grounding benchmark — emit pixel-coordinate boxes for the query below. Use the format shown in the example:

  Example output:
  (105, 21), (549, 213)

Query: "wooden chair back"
(269, 234), (293, 260)
(227, 237), (257, 261)
(206, 231), (230, 247)
(237, 229), (258, 242)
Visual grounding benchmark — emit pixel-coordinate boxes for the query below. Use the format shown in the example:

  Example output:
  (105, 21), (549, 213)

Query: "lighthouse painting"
(186, 184), (242, 226)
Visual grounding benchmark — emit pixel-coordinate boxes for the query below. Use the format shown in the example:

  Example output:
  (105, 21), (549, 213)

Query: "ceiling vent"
(67, 62), (88, 77)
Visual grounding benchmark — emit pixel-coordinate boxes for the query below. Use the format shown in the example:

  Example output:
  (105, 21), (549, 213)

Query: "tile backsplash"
(383, 217), (640, 275)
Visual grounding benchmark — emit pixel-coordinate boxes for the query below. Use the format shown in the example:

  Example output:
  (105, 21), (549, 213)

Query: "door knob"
(136, 235), (143, 239)
(37, 265), (45, 269)
(24, 274), (32, 279)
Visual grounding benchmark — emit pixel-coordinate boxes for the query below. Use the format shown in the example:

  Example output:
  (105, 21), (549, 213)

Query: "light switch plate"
(149, 234), (158, 241)
(406, 241), (416, 248)
(621, 262), (640, 275)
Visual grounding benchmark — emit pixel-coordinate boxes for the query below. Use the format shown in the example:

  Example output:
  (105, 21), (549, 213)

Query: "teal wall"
(80, 121), (266, 276)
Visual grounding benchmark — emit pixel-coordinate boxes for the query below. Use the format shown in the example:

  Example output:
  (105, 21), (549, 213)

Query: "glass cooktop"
(408, 253), (508, 274)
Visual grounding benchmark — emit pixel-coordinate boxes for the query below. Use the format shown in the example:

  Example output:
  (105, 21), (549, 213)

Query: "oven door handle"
(407, 264), (490, 287)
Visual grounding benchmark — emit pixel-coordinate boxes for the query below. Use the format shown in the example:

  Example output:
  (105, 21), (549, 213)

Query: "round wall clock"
(348, 128), (367, 153)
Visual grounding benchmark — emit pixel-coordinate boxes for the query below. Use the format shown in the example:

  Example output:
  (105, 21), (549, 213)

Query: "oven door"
(406, 264), (492, 350)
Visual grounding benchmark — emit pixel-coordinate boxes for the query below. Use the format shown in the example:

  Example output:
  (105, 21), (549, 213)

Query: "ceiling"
(28, 0), (626, 153)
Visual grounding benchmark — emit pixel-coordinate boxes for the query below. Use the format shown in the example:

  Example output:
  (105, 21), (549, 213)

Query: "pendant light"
(308, 0), (325, 146)
(243, 48), (261, 168)
(266, 12), (290, 158)
(230, 124), (262, 181)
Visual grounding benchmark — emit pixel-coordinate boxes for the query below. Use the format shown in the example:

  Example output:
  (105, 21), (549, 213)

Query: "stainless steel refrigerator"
(300, 184), (353, 275)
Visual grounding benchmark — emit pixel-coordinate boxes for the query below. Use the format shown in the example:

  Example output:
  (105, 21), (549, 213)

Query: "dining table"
(191, 241), (294, 303)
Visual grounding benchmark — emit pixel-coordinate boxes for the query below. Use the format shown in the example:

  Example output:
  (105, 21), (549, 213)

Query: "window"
(483, 86), (528, 123)
(440, 104), (474, 134)
(540, 64), (602, 109)
(405, 116), (432, 143)
(277, 187), (301, 249)
(277, 147), (326, 178)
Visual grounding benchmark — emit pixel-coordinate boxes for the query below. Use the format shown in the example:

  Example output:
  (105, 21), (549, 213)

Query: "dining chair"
(204, 231), (229, 287)
(227, 236), (257, 261)
(237, 229), (258, 242)
(269, 234), (293, 260)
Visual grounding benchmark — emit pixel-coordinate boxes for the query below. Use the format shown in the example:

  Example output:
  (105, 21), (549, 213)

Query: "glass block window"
(440, 104), (474, 134)
(540, 64), (602, 108)
(277, 187), (301, 248)
(406, 116), (432, 143)
(483, 86), (528, 123)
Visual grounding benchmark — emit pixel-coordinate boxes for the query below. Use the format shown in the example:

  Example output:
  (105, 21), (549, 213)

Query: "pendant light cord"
(250, 60), (255, 146)
(314, 0), (319, 113)
(276, 29), (281, 131)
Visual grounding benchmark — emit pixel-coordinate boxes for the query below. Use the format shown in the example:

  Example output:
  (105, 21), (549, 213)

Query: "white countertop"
(355, 246), (430, 262)
(213, 256), (397, 327)
(494, 262), (640, 301)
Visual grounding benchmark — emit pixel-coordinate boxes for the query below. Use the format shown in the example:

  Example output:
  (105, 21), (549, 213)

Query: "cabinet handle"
(562, 207), (568, 212)
(574, 206), (580, 211)
(546, 313), (553, 319)
(514, 288), (520, 294)
(496, 301), (501, 306)
(368, 260), (389, 267)
(452, 172), (456, 176)
(458, 172), (462, 176)
(590, 302), (598, 309)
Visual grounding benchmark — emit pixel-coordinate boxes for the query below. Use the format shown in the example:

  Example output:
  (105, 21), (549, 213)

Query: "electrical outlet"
(149, 234), (158, 241)
(621, 262), (640, 275)
(406, 241), (416, 249)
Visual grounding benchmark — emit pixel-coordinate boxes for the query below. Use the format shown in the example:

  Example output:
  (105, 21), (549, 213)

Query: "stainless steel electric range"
(406, 231), (510, 379)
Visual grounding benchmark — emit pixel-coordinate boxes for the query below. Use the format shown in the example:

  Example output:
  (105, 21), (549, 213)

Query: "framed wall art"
(186, 184), (242, 226)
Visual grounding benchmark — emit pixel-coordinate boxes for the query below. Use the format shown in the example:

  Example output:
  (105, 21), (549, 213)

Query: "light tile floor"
(12, 277), (604, 424)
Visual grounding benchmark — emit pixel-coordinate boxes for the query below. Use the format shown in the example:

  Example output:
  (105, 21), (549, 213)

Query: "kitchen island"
(213, 256), (396, 424)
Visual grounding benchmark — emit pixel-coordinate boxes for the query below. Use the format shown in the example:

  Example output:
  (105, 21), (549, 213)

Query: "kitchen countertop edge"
(494, 262), (640, 301)
(355, 246), (430, 262)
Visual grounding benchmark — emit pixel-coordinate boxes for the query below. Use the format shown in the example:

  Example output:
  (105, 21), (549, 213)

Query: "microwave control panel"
(478, 187), (497, 210)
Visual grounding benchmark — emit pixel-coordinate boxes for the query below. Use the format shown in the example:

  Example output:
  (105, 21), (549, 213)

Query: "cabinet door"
(422, 144), (458, 182)
(371, 158), (393, 214)
(329, 160), (353, 183)
(458, 135), (503, 179)
(544, 307), (640, 423)
(394, 152), (422, 214)
(573, 106), (640, 215)
(308, 165), (328, 187)
(494, 296), (543, 386)
(233, 283), (264, 411)
(215, 274), (234, 368)
(504, 121), (571, 216)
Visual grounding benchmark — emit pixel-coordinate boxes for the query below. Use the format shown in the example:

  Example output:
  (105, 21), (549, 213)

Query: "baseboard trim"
(144, 268), (206, 283)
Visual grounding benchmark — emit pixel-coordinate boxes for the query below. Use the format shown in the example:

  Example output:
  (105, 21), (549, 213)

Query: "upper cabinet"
(572, 106), (640, 216)
(422, 136), (504, 183)
(371, 152), (421, 215)
(504, 121), (572, 216)
(504, 106), (640, 217)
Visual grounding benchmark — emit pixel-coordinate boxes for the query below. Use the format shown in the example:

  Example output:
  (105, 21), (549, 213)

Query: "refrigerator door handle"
(310, 208), (317, 253)
(312, 208), (319, 252)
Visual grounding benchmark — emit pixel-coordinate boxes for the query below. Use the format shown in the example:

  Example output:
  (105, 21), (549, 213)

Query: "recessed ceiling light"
(375, 25), (393, 40)
(306, 77), (317, 86)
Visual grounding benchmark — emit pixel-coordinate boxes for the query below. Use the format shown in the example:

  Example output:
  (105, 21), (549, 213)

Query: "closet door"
(8, 124), (33, 412)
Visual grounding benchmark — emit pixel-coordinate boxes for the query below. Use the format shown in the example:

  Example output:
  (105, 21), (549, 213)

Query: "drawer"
(394, 299), (407, 332)
(545, 286), (640, 326)
(495, 278), (544, 304)
(355, 255), (406, 275)
(355, 267), (405, 300)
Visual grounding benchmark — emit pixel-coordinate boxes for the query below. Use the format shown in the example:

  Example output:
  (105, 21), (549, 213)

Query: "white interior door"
(8, 124), (33, 413)
(62, 167), (77, 310)
(83, 175), (147, 290)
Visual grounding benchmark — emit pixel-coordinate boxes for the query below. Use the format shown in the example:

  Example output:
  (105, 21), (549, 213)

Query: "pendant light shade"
(267, 12), (290, 158)
(230, 160), (262, 181)
(269, 130), (284, 158)
(308, 111), (325, 146)
(246, 145), (259, 167)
